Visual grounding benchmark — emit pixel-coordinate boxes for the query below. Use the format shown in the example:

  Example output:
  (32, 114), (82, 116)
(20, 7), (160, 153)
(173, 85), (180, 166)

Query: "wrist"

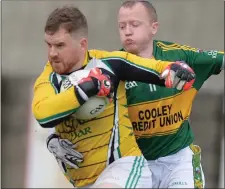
(74, 79), (98, 105)
(74, 85), (88, 105)
(46, 134), (58, 146)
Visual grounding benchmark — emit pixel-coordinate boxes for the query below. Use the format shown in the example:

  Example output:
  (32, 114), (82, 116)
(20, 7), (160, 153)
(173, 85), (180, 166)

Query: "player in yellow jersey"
(32, 5), (195, 188)
(117, 1), (224, 188)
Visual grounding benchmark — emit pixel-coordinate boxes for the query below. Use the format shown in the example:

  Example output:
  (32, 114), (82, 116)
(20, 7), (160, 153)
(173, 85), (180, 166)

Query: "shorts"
(148, 144), (205, 188)
(84, 155), (152, 188)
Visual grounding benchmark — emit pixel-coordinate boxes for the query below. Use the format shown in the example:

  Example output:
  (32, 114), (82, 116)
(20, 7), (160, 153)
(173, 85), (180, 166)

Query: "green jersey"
(125, 40), (224, 160)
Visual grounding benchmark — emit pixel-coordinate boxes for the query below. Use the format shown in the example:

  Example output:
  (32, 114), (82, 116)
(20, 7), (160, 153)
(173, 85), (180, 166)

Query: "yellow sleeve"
(32, 62), (81, 128)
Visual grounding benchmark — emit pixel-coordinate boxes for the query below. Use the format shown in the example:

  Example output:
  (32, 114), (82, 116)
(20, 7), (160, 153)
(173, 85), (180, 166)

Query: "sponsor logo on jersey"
(125, 81), (138, 89)
(63, 118), (79, 129)
(128, 88), (197, 137)
(59, 119), (92, 140)
(207, 50), (218, 58)
(70, 127), (92, 141)
(131, 104), (184, 133)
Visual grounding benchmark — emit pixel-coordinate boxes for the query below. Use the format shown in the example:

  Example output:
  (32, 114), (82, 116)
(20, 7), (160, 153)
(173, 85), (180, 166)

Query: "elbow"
(32, 102), (55, 128)
(38, 117), (67, 128)
(32, 101), (42, 122)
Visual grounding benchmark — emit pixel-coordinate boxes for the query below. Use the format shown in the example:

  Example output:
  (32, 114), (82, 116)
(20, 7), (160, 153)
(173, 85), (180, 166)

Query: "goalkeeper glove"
(75, 68), (113, 105)
(47, 133), (83, 169)
(161, 61), (195, 91)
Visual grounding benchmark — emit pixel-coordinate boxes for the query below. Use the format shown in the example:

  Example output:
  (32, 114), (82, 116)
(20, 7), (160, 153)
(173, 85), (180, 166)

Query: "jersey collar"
(82, 51), (92, 67)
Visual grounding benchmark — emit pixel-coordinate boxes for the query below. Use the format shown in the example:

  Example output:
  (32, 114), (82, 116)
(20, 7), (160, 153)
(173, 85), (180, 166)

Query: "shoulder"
(154, 39), (200, 53)
(89, 49), (129, 60)
(35, 61), (53, 84)
(154, 39), (182, 50)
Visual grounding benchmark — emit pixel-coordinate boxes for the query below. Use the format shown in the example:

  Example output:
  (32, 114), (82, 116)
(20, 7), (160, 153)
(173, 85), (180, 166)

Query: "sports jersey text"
(70, 127), (92, 141)
(207, 50), (218, 58)
(125, 81), (138, 89)
(56, 119), (92, 141)
(131, 104), (184, 132)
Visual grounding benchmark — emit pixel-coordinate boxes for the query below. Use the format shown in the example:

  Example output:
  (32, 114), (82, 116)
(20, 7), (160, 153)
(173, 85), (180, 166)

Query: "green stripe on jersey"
(49, 72), (59, 94)
(37, 108), (78, 124)
(136, 121), (194, 160)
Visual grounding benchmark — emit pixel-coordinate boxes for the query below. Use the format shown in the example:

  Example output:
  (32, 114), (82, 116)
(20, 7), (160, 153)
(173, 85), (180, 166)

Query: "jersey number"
(149, 84), (157, 92)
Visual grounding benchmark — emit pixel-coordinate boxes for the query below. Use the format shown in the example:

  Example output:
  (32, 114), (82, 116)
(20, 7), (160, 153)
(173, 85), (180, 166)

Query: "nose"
(49, 46), (58, 58)
(124, 25), (132, 36)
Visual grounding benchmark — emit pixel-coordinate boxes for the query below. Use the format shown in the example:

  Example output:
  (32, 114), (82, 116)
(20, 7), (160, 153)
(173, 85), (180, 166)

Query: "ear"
(151, 22), (159, 35)
(80, 38), (88, 51)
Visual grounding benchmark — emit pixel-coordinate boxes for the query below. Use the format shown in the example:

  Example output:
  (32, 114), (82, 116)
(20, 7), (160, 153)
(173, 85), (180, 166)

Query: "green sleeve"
(177, 49), (224, 90)
(121, 41), (224, 90)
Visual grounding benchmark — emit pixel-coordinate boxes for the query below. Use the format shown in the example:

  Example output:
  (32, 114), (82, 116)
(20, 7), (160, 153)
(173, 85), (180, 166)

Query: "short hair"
(44, 5), (88, 36)
(121, 0), (157, 22)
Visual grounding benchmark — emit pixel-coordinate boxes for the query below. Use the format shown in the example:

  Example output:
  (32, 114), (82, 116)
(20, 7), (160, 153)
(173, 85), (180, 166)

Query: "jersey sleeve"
(32, 62), (81, 128)
(178, 48), (224, 90)
(89, 50), (172, 86)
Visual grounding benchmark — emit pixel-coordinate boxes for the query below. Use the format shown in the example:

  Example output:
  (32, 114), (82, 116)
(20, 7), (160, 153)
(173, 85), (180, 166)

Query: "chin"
(53, 69), (63, 75)
(124, 46), (139, 55)
(52, 66), (65, 75)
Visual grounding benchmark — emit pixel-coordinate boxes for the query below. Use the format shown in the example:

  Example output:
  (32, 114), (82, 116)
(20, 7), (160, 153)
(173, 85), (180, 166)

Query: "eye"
(56, 43), (64, 48)
(131, 21), (141, 27)
(119, 23), (126, 30)
(46, 42), (52, 48)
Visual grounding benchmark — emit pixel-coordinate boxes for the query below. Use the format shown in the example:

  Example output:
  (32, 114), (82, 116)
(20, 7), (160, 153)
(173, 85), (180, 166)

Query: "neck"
(71, 50), (87, 72)
(137, 40), (154, 58)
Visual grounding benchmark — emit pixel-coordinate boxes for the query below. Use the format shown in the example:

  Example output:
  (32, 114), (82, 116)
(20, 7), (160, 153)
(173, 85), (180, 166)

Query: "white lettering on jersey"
(208, 50), (218, 58)
(125, 81), (138, 89)
(149, 84), (157, 92)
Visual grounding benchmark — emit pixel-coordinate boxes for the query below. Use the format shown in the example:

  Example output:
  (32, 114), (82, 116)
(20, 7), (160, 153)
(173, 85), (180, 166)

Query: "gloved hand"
(47, 133), (83, 169)
(161, 61), (195, 91)
(75, 67), (113, 105)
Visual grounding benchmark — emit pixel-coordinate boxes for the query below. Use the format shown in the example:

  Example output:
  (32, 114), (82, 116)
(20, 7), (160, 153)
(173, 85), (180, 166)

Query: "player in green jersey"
(118, 0), (224, 188)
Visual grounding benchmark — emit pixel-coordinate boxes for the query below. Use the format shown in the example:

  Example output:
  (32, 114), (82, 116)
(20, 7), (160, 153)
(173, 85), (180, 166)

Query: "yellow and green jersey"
(124, 40), (224, 160)
(32, 50), (172, 187)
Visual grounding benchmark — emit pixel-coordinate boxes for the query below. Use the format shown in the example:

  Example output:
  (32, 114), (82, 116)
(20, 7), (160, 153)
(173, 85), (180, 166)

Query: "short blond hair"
(121, 0), (157, 22)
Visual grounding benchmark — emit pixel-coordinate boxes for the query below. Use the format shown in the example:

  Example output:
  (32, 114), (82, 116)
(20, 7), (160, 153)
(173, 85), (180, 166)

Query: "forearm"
(32, 87), (80, 128)
(102, 53), (171, 86)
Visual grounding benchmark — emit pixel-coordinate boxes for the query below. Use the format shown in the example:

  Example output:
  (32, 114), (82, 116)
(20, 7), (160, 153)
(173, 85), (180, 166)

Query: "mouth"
(125, 39), (135, 45)
(51, 60), (61, 64)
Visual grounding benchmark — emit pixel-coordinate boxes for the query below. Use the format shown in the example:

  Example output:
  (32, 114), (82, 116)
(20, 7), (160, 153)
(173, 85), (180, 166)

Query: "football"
(60, 69), (110, 120)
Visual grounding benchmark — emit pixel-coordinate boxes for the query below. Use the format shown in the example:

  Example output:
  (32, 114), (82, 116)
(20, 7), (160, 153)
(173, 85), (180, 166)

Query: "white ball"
(74, 96), (110, 120)
(60, 69), (110, 120)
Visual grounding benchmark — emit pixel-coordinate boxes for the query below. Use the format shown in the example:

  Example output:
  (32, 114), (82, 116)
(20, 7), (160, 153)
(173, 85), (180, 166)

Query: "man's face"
(118, 3), (158, 54)
(44, 28), (84, 75)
